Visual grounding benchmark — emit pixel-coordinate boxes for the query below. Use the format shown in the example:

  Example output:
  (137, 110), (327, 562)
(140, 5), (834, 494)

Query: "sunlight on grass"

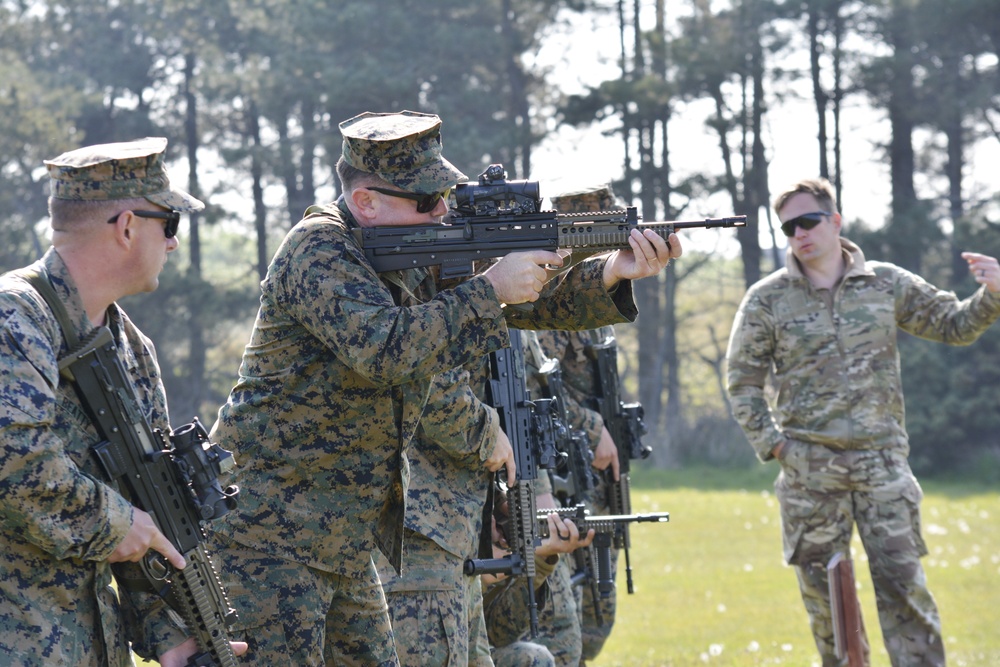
(588, 467), (1000, 667)
(134, 466), (1000, 666)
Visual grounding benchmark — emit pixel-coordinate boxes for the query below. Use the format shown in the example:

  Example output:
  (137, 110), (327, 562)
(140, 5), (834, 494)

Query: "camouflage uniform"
(208, 111), (639, 665)
(547, 182), (627, 662)
(376, 261), (641, 664)
(531, 328), (621, 662)
(484, 551), (561, 664)
(726, 238), (1000, 667)
(0, 139), (203, 665)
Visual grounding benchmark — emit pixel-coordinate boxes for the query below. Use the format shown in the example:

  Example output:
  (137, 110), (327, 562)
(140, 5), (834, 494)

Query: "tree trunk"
(183, 52), (206, 418)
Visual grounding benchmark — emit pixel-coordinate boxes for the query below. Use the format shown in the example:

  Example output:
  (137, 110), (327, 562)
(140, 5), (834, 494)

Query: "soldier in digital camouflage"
(545, 184), (632, 664)
(0, 138), (246, 666)
(205, 110), (682, 666)
(368, 133), (682, 664)
(726, 177), (1000, 667)
(484, 482), (594, 667)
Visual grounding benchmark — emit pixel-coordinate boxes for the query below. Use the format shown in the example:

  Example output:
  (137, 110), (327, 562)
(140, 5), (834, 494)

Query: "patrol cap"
(339, 110), (467, 194)
(550, 182), (623, 213)
(44, 137), (204, 213)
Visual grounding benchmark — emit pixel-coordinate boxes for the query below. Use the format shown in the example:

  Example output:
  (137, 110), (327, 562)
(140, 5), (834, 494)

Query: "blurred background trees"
(2, 0), (998, 478)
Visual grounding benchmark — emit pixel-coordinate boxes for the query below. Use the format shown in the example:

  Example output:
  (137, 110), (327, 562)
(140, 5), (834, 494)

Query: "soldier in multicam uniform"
(726, 177), (1000, 667)
(0, 138), (246, 666)
(206, 110), (682, 666)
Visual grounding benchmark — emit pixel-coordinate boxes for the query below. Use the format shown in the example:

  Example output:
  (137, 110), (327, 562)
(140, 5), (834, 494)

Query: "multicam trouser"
(212, 536), (399, 666)
(775, 442), (945, 667)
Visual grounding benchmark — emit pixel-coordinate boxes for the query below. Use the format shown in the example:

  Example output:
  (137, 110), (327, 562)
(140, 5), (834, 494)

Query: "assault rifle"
(353, 163), (746, 279)
(540, 504), (669, 626)
(586, 327), (649, 595)
(463, 332), (560, 637)
(59, 327), (241, 667)
(523, 332), (598, 508)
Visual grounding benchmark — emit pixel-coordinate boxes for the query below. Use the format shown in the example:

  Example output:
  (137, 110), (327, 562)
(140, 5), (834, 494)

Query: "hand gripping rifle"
(463, 332), (559, 637)
(353, 163), (746, 279)
(59, 327), (241, 667)
(585, 327), (649, 595)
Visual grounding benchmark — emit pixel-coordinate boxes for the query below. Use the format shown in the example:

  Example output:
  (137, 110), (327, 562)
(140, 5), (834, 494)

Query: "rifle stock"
(59, 327), (240, 667)
(828, 552), (867, 667)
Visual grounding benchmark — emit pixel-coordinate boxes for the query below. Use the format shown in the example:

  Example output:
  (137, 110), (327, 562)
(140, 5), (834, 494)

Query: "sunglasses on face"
(366, 186), (452, 214)
(780, 211), (830, 237)
(107, 210), (182, 238)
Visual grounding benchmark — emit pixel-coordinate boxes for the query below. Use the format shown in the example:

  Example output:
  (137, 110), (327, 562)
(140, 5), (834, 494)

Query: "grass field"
(590, 466), (1000, 667)
(138, 465), (999, 666)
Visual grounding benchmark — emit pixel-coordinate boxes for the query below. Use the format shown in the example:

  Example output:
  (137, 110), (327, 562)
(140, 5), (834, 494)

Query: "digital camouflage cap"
(339, 110), (467, 194)
(44, 136), (205, 213)
(550, 182), (622, 213)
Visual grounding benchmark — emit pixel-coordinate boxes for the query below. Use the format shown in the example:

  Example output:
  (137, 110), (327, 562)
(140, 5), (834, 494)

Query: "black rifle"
(586, 328), (649, 595)
(353, 164), (746, 279)
(463, 332), (559, 637)
(537, 504), (669, 595)
(523, 333), (598, 508)
(59, 327), (241, 667)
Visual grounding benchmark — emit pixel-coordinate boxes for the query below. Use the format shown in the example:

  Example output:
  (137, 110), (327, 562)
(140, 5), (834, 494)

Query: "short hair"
(336, 156), (390, 194)
(48, 196), (148, 231)
(773, 178), (837, 215)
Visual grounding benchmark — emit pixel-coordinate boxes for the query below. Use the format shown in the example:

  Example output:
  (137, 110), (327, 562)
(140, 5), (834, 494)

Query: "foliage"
(2, 0), (1000, 474)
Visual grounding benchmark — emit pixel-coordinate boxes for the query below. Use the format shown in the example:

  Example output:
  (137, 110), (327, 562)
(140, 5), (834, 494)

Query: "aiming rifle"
(59, 327), (241, 667)
(353, 163), (746, 279)
(828, 552), (867, 666)
(463, 332), (560, 637)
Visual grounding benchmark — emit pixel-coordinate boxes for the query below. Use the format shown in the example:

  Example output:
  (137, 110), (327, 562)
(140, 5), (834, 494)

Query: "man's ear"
(109, 210), (135, 248)
(350, 187), (379, 225)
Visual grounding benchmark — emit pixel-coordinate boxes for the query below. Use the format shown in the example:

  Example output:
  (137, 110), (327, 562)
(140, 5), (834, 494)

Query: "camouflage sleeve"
(278, 226), (510, 386)
(0, 309), (133, 560)
(419, 365), (500, 462)
(504, 256), (638, 330)
(893, 266), (1000, 343)
(725, 290), (785, 462)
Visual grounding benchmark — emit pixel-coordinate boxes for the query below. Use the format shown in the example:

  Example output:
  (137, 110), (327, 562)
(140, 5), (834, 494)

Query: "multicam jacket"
(727, 238), (1000, 462)
(0, 249), (188, 666)
(379, 256), (638, 591)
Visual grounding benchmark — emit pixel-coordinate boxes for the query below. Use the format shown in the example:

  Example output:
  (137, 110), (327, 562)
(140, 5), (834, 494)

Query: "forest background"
(2, 0), (1000, 481)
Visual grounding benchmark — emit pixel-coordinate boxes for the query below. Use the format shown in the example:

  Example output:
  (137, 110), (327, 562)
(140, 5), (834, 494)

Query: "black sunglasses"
(366, 186), (451, 214)
(107, 210), (182, 239)
(780, 211), (830, 237)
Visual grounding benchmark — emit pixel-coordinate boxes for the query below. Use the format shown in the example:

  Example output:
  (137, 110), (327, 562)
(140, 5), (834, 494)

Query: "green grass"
(137, 465), (1000, 666)
(590, 466), (1000, 667)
